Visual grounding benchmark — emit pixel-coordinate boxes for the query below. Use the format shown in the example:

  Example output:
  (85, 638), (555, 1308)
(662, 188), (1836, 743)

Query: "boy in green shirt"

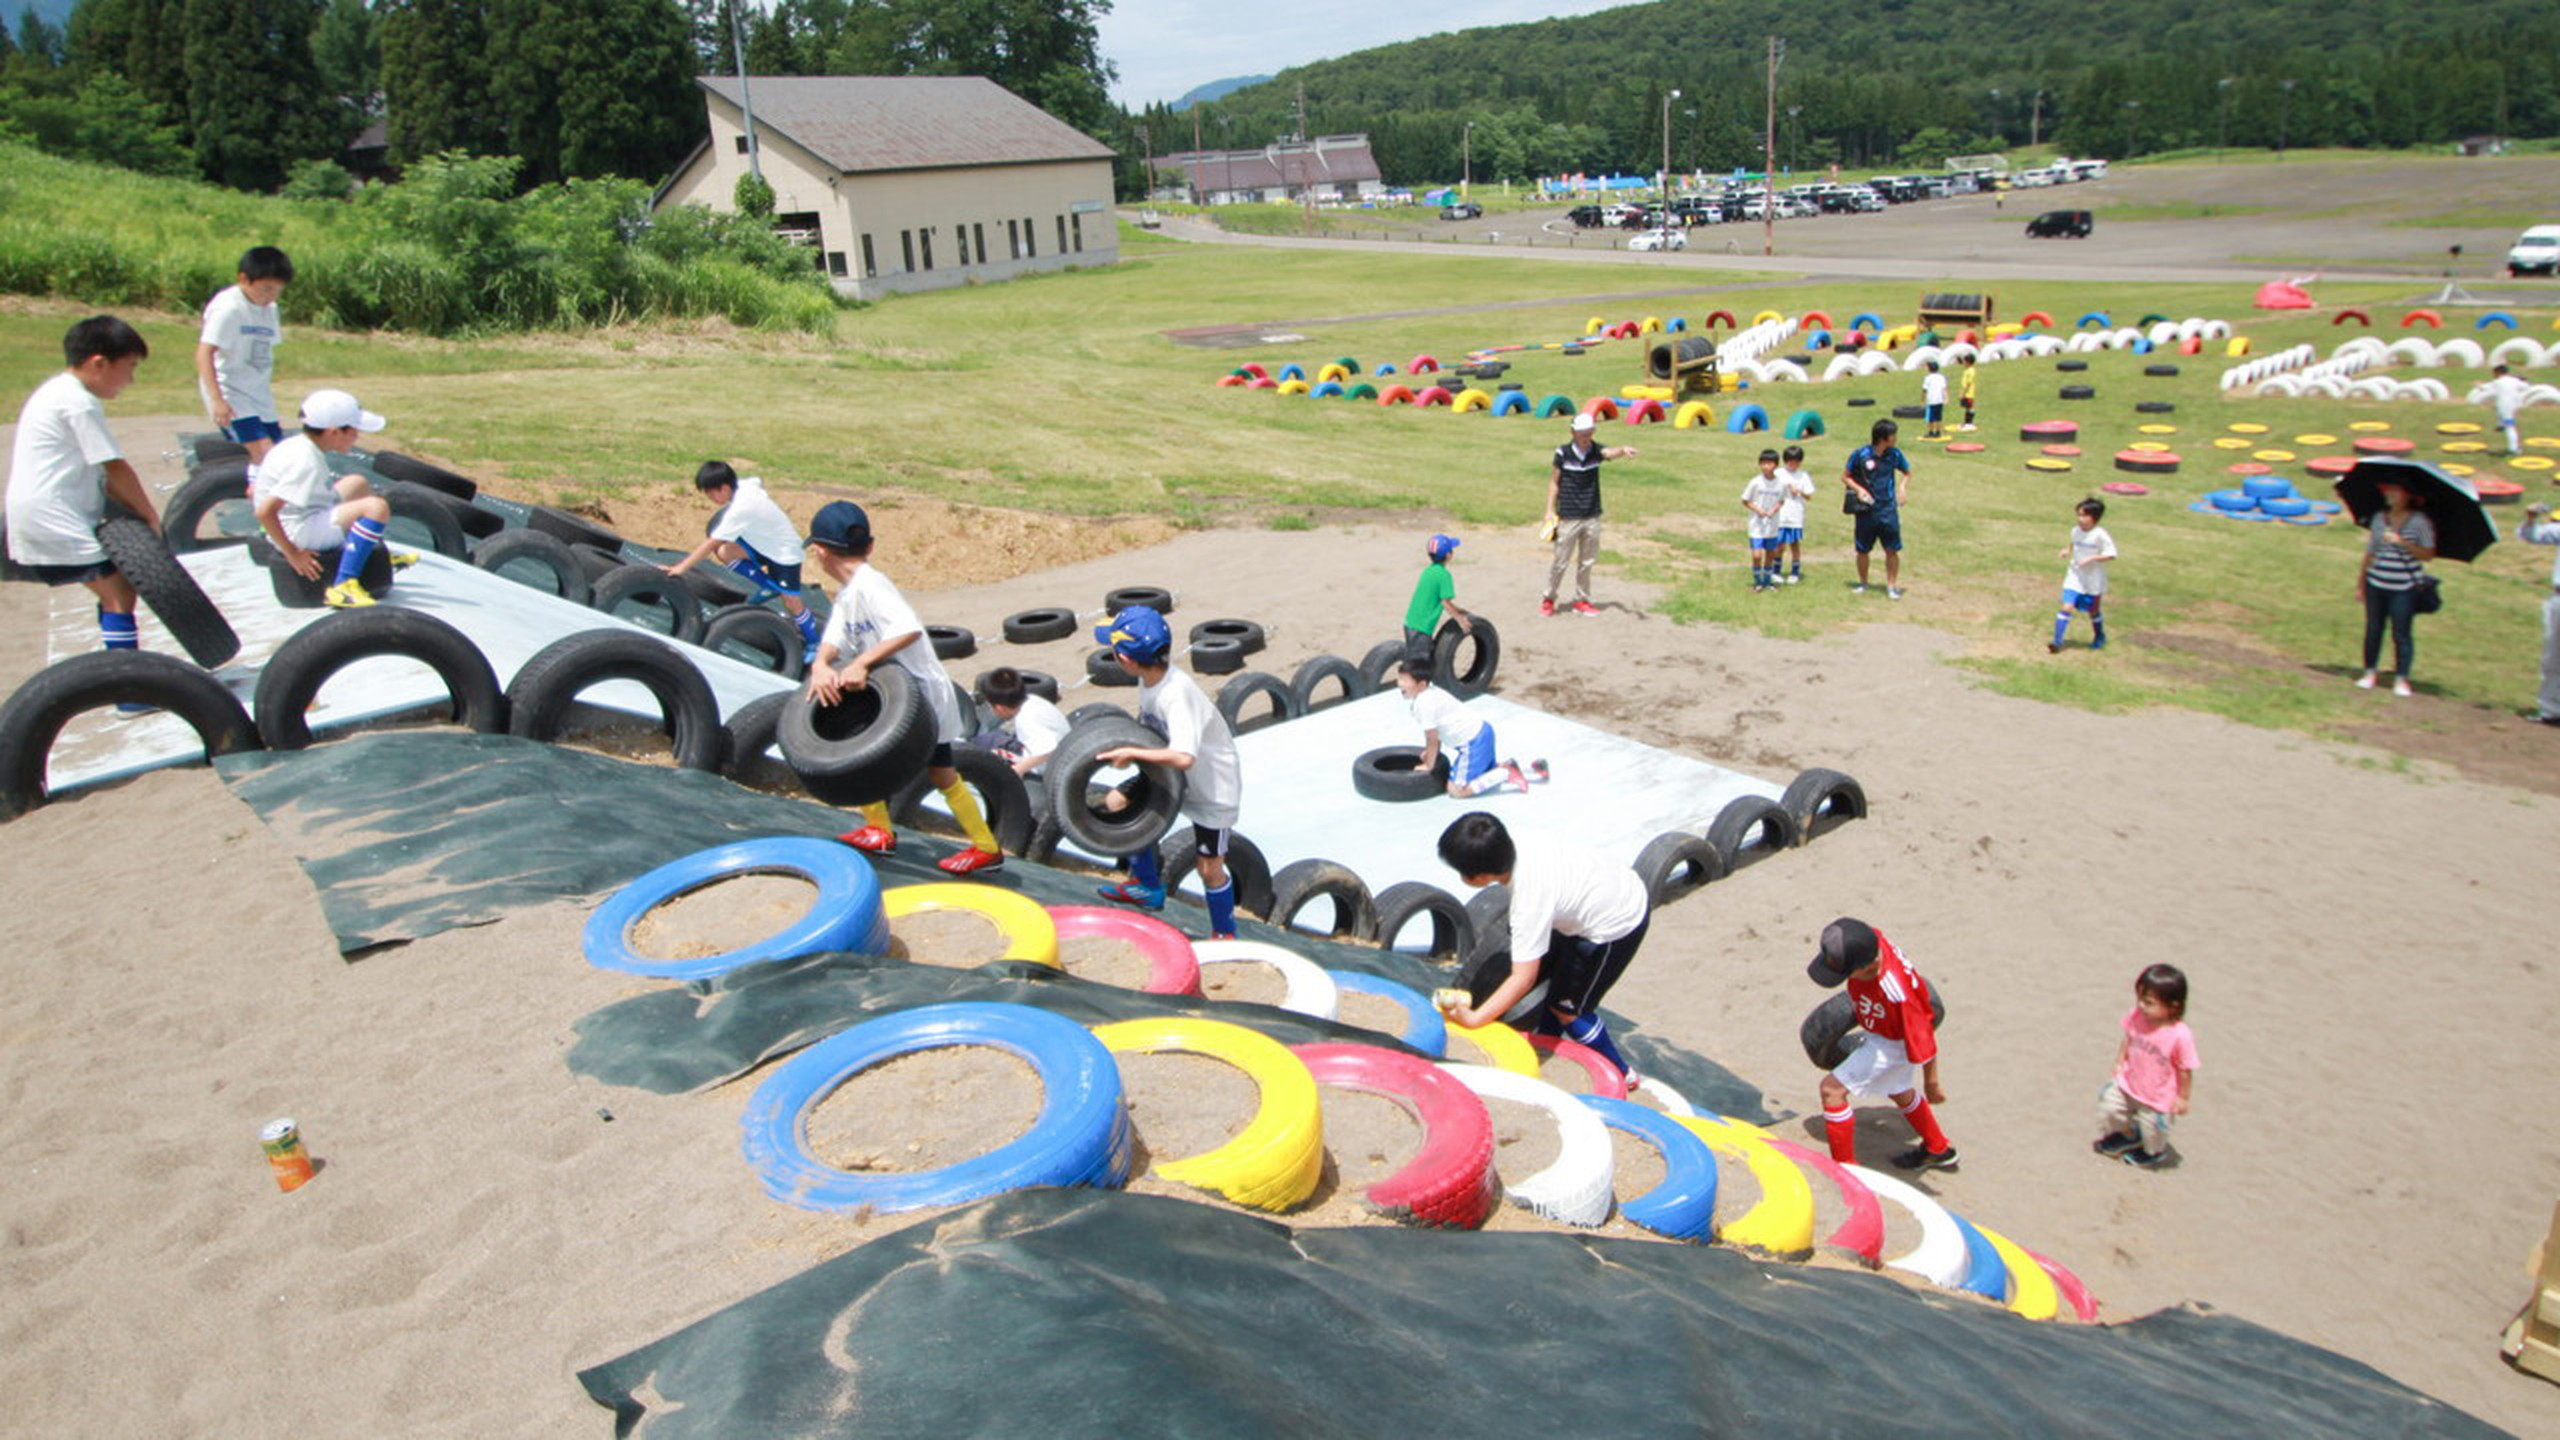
(1402, 533), (1473, 661)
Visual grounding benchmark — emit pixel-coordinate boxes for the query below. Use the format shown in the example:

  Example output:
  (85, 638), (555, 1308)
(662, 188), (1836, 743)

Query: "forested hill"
(1183, 0), (2559, 184)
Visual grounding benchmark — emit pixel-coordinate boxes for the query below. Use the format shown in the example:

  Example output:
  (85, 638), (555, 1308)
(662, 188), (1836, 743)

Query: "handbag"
(2412, 573), (2442, 615)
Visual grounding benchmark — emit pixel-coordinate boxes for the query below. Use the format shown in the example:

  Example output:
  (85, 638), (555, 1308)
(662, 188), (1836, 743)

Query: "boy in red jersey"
(1807, 916), (1957, 1171)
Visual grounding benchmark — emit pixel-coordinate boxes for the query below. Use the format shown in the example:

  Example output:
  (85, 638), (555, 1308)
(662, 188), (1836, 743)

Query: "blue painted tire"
(1849, 311), (1884, 332)
(1492, 390), (1532, 417)
(1328, 968), (1448, 1056)
(1727, 404), (1770, 434)
(2076, 311), (2111, 330)
(2309, 500), (2342, 514)
(1311, 380), (1346, 399)
(1278, 363), (1306, 382)
(1666, 317), (1687, 332)
(2186, 501), (2220, 514)
(2478, 311), (2517, 330)
(2239, 476), (2296, 500)
(1804, 330), (1830, 350)
(1376, 362), (1397, 375)
(740, 1001), (1133, 1213)
(2258, 496), (2312, 517)
(2230, 510), (2276, 522)
(2129, 337), (2153, 354)
(1579, 1095), (1719, 1239)
(2207, 490), (2259, 511)
(582, 837), (889, 981)
(2281, 514), (2330, 526)
(1946, 1210), (2012, 1300)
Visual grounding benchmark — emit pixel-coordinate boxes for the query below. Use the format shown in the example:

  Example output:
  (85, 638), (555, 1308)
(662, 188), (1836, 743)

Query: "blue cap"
(1428, 533), (1460, 560)
(807, 501), (870, 550)
(1095, 604), (1172, 660)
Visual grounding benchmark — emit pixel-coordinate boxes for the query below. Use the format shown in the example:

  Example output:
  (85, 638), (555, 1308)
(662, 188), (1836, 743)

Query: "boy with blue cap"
(1091, 603), (1245, 939)
(1402, 532), (1474, 661)
(801, 500), (1006, 875)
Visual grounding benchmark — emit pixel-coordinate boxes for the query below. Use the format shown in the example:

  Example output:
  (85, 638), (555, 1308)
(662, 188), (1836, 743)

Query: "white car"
(1627, 227), (1687, 252)
(2508, 225), (2560, 277)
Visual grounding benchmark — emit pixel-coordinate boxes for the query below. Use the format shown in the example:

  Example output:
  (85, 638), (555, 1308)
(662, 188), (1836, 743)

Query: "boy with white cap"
(1090, 603), (1245, 939)
(1806, 916), (1957, 1172)
(253, 388), (402, 609)
(1544, 412), (1636, 616)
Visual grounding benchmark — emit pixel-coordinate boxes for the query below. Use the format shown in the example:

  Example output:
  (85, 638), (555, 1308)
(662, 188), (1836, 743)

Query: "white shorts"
(278, 506), (347, 552)
(1830, 1033), (1920, 1099)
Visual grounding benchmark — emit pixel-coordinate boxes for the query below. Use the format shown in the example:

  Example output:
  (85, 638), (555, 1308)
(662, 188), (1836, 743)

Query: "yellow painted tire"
(1091, 1016), (1324, 1211)
(1585, 316), (1606, 335)
(1618, 383), (1673, 401)
(2224, 337), (2252, 356)
(1276, 379), (1310, 396)
(1316, 363), (1350, 384)
(1639, 316), (1663, 334)
(1975, 1222), (2061, 1320)
(1751, 309), (1783, 327)
(1453, 389), (1492, 413)
(1672, 1113), (1816, 1259)
(881, 883), (1060, 967)
(1441, 1016), (1539, 1076)
(1672, 401), (1716, 429)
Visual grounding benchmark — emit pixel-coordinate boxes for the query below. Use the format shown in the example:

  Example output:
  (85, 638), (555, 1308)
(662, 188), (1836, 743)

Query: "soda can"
(260, 1118), (315, 1192)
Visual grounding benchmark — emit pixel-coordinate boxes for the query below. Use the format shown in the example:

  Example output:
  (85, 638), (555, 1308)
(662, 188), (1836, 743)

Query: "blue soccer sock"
(2052, 610), (2072, 647)
(1126, 847), (1162, 890)
(2091, 616), (2107, 648)
(792, 608), (821, 648)
(98, 606), (138, 652)
(335, 516), (386, 583)
(1564, 1011), (1628, 1073)
(726, 555), (783, 600)
(1204, 880), (1236, 936)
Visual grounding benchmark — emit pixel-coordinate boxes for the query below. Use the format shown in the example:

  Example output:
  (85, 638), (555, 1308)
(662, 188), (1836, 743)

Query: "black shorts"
(1853, 514), (1903, 554)
(25, 559), (117, 586)
(1185, 826), (1229, 859)
(1539, 914), (1649, 1020)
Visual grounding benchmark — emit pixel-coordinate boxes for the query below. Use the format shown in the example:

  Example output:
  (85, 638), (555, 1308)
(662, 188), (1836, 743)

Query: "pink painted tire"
(1415, 386), (1455, 408)
(1764, 1135), (1887, 1266)
(1290, 1042), (1499, 1229)
(2100, 481), (2150, 496)
(2028, 1246), (2101, 1322)
(1525, 1033), (1629, 1099)
(1047, 905), (1201, 996)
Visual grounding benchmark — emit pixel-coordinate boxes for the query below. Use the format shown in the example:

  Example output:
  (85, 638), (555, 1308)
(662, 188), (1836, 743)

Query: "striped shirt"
(1551, 440), (1607, 518)
(2364, 510), (2435, 591)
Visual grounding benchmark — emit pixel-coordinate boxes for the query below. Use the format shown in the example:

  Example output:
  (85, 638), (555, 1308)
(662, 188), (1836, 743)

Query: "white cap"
(302, 389), (385, 433)
(1570, 413), (1597, 432)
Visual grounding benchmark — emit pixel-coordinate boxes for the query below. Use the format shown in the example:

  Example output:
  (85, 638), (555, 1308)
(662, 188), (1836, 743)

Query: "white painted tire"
(1629, 1072), (1697, 1117)
(1192, 938), (1340, 1020)
(1439, 1062), (1615, 1226)
(1842, 1162), (1972, 1288)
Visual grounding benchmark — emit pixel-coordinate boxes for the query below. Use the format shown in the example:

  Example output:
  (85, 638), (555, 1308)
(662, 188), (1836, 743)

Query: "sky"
(1098, 0), (1637, 110)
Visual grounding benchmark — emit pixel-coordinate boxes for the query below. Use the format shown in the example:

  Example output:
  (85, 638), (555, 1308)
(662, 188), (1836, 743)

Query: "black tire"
(1781, 767), (1868, 844)
(928, 624), (977, 661)
(1632, 830), (1726, 907)
(470, 528), (592, 604)
(1290, 653), (1365, 713)
(1891, 404), (1926, 419)
(720, 690), (797, 788)
(470, 494), (532, 531)
(95, 509), (239, 669)
(1159, 826), (1275, 919)
(701, 604), (806, 679)
(160, 462), (256, 552)
(888, 743), (1035, 855)
(506, 629), (724, 771)
(1370, 880), (1472, 963)
(1188, 618), (1267, 656)
(1216, 670), (1301, 734)
(777, 665), (935, 806)
(1084, 646), (1137, 687)
(250, 535), (393, 610)
(1707, 793), (1801, 873)
(379, 481), (471, 558)
(1801, 983), (1948, 1070)
(369, 450), (478, 501)
(569, 543), (625, 586)
(0, 650), (260, 821)
(589, 564), (706, 644)
(1268, 857), (1379, 940)
(1462, 883), (1510, 969)
(1189, 636), (1246, 675)
(1067, 701), (1126, 725)
(1045, 713), (1187, 856)
(1351, 744), (1448, 802)
(2142, 364), (2180, 378)
(1102, 585), (1173, 616)
(1431, 617), (1502, 699)
(187, 435), (248, 466)
(526, 504), (623, 553)
(1846, 396), (1876, 407)
(975, 667), (1060, 703)
(2059, 384), (2095, 400)
(2134, 400), (2176, 414)
(251, 607), (505, 750)
(2056, 359), (2089, 372)
(1001, 607), (1078, 644)
(1358, 639), (1407, 693)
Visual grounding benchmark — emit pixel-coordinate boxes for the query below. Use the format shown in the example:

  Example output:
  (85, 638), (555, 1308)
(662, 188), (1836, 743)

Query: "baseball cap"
(806, 500), (871, 550)
(1570, 413), (1597, 433)
(1428, 533), (1460, 560)
(1806, 917), (1879, 988)
(301, 389), (384, 432)
(1094, 604), (1172, 661)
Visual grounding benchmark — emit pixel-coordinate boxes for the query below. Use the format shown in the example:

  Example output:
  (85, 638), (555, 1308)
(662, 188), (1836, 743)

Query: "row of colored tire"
(2194, 476), (2341, 526)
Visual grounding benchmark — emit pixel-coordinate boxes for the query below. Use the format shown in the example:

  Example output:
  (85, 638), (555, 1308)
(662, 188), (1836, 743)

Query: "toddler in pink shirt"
(2095, 963), (2198, 1169)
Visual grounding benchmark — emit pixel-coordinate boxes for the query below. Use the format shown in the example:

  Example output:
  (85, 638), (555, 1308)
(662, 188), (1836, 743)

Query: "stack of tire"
(2196, 475), (2331, 525)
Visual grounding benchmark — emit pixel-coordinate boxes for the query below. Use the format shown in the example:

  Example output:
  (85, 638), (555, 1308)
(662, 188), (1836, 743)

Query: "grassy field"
(6, 217), (2554, 743)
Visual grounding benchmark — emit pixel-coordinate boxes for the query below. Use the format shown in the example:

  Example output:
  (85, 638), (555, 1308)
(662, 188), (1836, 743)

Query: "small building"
(656, 75), (1119, 300)
(1155, 135), (1383, 206)
(2456, 134), (2508, 157)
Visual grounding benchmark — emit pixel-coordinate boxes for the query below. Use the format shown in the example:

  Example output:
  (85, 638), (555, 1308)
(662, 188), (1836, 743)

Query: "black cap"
(807, 500), (870, 550)
(1807, 917), (1878, 988)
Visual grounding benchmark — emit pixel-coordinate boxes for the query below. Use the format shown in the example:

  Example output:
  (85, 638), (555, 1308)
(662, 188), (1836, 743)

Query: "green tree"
(179, 0), (338, 187)
(485, 0), (696, 184)
(15, 7), (63, 67)
(312, 0), (379, 106)
(376, 0), (503, 161)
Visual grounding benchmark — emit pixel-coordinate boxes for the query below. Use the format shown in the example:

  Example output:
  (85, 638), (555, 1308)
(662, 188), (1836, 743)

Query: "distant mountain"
(1170, 76), (1270, 114)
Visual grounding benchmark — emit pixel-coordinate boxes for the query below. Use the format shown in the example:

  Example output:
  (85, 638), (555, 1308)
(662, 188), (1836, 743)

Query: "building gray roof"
(1160, 135), (1379, 191)
(697, 75), (1116, 175)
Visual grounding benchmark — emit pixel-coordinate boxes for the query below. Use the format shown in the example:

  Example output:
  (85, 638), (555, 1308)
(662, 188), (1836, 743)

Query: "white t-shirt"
(1922, 372), (1948, 407)
(1740, 472), (1791, 541)
(1406, 683), (1484, 747)
(820, 564), (965, 742)
(2065, 523), (2118, 596)
(252, 433), (347, 549)
(2486, 373), (2528, 423)
(1505, 834), (1649, 964)
(1010, 692), (1072, 764)
(5, 371), (121, 565)
(1137, 665), (1241, 829)
(708, 477), (804, 566)
(1775, 465), (1817, 529)
(199, 284), (281, 422)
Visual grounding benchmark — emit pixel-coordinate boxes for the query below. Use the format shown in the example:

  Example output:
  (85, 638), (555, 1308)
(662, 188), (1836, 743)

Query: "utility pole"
(1137, 124), (1151, 203)
(2277, 78), (2296, 161)
(1463, 121), (1473, 199)
(1764, 36), (1782, 256)
(1661, 88), (1679, 202)
(1190, 107), (1203, 204)
(2030, 89), (2043, 150)
(728, 0), (761, 183)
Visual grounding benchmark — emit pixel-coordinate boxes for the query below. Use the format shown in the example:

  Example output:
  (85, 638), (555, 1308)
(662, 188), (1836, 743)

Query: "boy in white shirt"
(2049, 496), (2118, 652)
(662, 461), (821, 652)
(1740, 447), (1791, 592)
(1395, 657), (1541, 797)
(801, 501), (1006, 875)
(1775, 442), (1817, 584)
(252, 388), (400, 609)
(978, 665), (1071, 778)
(2481, 364), (2529, 455)
(195, 246), (292, 464)
(5, 316), (159, 666)
(1090, 604), (1245, 939)
(1434, 811), (1649, 1082)
(1920, 359), (1948, 440)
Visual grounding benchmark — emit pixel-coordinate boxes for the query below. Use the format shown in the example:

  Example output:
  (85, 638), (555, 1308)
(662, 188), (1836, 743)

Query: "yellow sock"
(859, 801), (893, 835)
(938, 780), (999, 854)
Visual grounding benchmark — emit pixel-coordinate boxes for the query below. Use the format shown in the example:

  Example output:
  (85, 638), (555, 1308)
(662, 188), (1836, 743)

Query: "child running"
(1396, 656), (1542, 797)
(196, 246), (292, 466)
(661, 461), (822, 653)
(2049, 496), (2117, 652)
(1741, 448), (1789, 592)
(1807, 917), (1957, 1171)
(1775, 443), (1816, 584)
(252, 389), (405, 609)
(1434, 811), (1648, 1082)
(1091, 604), (1246, 939)
(1402, 532), (1474, 662)
(2095, 963), (2198, 1170)
(5, 316), (159, 670)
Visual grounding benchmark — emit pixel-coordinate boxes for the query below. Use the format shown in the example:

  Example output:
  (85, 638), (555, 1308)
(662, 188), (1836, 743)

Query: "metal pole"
(728, 0), (761, 183)
(1464, 122), (1473, 199)
(2030, 90), (2042, 150)
(1763, 37), (1779, 256)
(2278, 79), (2295, 160)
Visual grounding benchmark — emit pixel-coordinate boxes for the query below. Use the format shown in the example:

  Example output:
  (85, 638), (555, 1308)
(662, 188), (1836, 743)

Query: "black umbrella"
(2332, 456), (2499, 564)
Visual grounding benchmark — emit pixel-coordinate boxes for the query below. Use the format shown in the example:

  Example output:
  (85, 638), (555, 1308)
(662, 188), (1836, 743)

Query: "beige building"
(657, 75), (1120, 300)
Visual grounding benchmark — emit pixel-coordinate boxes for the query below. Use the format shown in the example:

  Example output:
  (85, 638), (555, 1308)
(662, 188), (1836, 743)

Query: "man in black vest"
(1544, 412), (1638, 615)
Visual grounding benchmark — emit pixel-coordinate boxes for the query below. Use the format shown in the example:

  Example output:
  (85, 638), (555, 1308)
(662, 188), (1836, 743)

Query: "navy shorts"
(733, 542), (802, 597)
(24, 558), (117, 586)
(1853, 514), (1903, 553)
(2061, 588), (2102, 613)
(222, 416), (285, 445)
(1776, 526), (1804, 546)
(1924, 403), (1944, 424)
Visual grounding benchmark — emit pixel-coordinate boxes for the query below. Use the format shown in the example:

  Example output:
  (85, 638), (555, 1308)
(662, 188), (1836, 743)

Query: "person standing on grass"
(2353, 477), (2435, 699)
(1841, 417), (1912, 599)
(1774, 443), (1816, 584)
(1957, 352), (1980, 433)
(1740, 447), (1789, 593)
(1543, 412), (1636, 616)
(2520, 502), (2560, 726)
(196, 246), (293, 467)
(1920, 359), (1948, 440)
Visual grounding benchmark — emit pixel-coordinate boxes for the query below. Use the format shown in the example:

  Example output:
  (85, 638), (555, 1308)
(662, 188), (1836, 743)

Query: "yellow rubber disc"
(2440, 463), (2475, 476)
(2137, 424), (2178, 435)
(2211, 437), (2251, 450)
(2129, 442), (2171, 452)
(2294, 433), (2337, 445)
(2436, 421), (2482, 434)
(2347, 421), (2392, 432)
(2025, 458), (2073, 472)
(2253, 449), (2297, 462)
(2442, 441), (2488, 453)
(2529, 436), (2560, 450)
(2228, 422), (2270, 434)
(2516, 455), (2556, 472)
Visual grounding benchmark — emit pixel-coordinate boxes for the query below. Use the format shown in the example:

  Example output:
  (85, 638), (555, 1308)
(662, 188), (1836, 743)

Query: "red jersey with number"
(1845, 931), (1937, 1065)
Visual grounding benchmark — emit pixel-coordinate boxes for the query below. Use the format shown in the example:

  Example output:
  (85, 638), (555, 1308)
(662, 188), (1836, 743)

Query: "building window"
(1024, 218), (1035, 257)
(919, 229), (934, 270)
(1055, 215), (1067, 254)
(957, 225), (970, 266)
(900, 230), (914, 272)
(1071, 213), (1084, 252)
(826, 251), (847, 276)
(861, 235), (876, 278)
(733, 135), (748, 154)
(1006, 218), (1019, 258)
(974, 223), (987, 265)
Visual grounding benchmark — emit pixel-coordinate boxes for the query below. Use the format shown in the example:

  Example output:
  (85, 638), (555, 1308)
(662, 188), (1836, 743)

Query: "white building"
(1156, 135), (1384, 205)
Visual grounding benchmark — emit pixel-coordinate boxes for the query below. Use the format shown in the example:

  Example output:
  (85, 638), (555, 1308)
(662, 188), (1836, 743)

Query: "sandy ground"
(6, 368), (2560, 1438)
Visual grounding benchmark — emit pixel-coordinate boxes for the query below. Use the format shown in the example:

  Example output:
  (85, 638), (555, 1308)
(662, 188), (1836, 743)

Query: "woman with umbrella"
(2337, 458), (2497, 698)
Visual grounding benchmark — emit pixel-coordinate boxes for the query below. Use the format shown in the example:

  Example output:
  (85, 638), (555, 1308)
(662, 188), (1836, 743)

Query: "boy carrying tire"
(1806, 917), (1958, 1172)
(661, 460), (822, 654)
(1089, 604), (1245, 939)
(5, 316), (161, 669)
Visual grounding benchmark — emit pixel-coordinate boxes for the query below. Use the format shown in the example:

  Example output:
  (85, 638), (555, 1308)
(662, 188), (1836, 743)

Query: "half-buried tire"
(1780, 767), (1868, 843)
(888, 743), (1035, 855)
(96, 508), (239, 669)
(719, 691), (796, 789)
(1358, 639), (1408, 693)
(159, 462), (256, 552)
(508, 629), (724, 772)
(1268, 857), (1379, 940)
(1215, 670), (1300, 734)
(1158, 826), (1276, 919)
(0, 650), (260, 821)
(777, 664), (934, 805)
(252, 607), (505, 750)
(368, 451), (478, 501)
(1369, 880), (1472, 962)
(1002, 607), (1077, 644)
(589, 564), (705, 644)
(700, 604), (806, 679)
(1632, 830), (1725, 906)
(470, 528), (592, 605)
(1707, 793), (1800, 872)
(526, 504), (623, 553)
(1290, 653), (1365, 714)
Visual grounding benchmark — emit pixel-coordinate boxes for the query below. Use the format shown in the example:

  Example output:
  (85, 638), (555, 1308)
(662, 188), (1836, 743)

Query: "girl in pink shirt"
(2095, 963), (2198, 1169)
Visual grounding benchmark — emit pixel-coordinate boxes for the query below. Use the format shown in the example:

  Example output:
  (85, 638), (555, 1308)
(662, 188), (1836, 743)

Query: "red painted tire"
(2028, 1246), (2102, 1322)
(2352, 436), (2415, 455)
(1215, 375), (1246, 388)
(1944, 441), (1986, 453)
(1290, 1042), (1500, 1229)
(1240, 362), (1271, 379)
(1049, 905), (1200, 996)
(1765, 1136), (1887, 1266)
(1378, 384), (1417, 407)
(1525, 1034), (1629, 1099)
(2041, 444), (2083, 457)
(1415, 385), (1454, 408)
(2020, 310), (2055, 329)
(2020, 420), (2078, 442)
(2400, 308), (2442, 329)
(1248, 377), (1277, 389)
(1799, 310), (1833, 332)
(2227, 462), (2271, 475)
(1409, 353), (1439, 373)
(1704, 309), (1737, 329)
(2477, 478), (2525, 504)
(2332, 309), (2370, 326)
(2100, 481), (2150, 496)
(1623, 398), (1666, 425)
(2113, 450), (2180, 474)
(2306, 456), (2358, 478)
(2178, 336), (2202, 355)
(1580, 397), (1621, 420)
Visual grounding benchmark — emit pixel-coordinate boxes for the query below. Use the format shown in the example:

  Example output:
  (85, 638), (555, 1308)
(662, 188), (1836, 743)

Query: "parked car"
(2026, 209), (2094, 239)
(1627, 227), (1687, 252)
(1440, 201), (1482, 221)
(2508, 225), (2560, 277)
(1566, 205), (1606, 228)
(1600, 202), (1643, 226)
(1672, 199), (1725, 225)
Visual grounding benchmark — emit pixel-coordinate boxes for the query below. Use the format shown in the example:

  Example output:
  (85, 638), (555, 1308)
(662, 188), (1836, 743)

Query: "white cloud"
(1100, 0), (1635, 109)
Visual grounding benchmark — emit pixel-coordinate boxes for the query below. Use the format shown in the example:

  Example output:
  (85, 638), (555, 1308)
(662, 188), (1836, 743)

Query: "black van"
(2026, 209), (2094, 239)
